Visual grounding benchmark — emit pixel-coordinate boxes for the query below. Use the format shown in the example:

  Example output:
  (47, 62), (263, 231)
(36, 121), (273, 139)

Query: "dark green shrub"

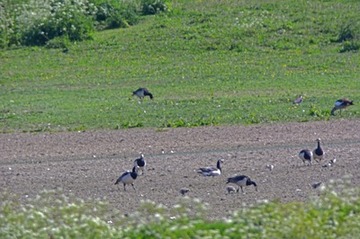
(45, 36), (70, 49)
(141, 0), (169, 15)
(91, 0), (139, 30)
(337, 23), (355, 42)
(339, 41), (359, 53)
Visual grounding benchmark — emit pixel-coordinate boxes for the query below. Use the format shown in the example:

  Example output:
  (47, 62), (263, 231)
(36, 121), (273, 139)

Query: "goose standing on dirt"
(331, 98), (354, 115)
(115, 166), (138, 191)
(310, 182), (322, 189)
(179, 188), (190, 196)
(197, 159), (223, 177)
(226, 185), (237, 194)
(313, 138), (324, 162)
(226, 175), (257, 193)
(134, 154), (146, 175)
(298, 149), (313, 165)
(132, 88), (153, 100)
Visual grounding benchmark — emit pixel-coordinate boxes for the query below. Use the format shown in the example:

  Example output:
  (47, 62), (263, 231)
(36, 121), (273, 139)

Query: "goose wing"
(115, 171), (130, 184)
(197, 166), (217, 173)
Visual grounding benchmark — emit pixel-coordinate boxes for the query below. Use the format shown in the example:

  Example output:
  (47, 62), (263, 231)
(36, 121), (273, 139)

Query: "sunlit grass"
(0, 0), (359, 132)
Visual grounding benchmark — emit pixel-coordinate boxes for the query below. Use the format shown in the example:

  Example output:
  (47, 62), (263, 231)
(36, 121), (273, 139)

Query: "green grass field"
(1, 0), (359, 133)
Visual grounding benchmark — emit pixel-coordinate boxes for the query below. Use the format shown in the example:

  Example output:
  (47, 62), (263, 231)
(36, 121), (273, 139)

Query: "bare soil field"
(1, 119), (360, 220)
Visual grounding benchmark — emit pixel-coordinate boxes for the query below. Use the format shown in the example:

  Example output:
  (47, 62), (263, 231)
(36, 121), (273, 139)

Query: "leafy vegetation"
(0, 0), (169, 47)
(1, 178), (360, 238)
(0, 0), (359, 133)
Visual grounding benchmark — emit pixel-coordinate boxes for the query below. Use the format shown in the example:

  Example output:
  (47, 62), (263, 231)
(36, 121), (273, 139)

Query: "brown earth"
(1, 119), (360, 220)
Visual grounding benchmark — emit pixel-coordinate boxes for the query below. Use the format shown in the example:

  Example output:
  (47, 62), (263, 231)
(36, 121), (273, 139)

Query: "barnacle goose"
(115, 166), (138, 191)
(226, 175), (257, 193)
(197, 159), (223, 177)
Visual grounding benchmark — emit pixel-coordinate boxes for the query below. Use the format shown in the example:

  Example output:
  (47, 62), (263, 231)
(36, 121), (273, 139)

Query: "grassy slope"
(0, 0), (359, 133)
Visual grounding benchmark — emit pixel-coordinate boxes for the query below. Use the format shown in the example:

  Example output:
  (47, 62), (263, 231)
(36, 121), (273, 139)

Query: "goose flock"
(114, 133), (337, 197)
(113, 89), (351, 195)
(298, 138), (335, 168)
(292, 96), (354, 116)
(114, 154), (147, 191)
(134, 87), (355, 115)
(114, 154), (258, 195)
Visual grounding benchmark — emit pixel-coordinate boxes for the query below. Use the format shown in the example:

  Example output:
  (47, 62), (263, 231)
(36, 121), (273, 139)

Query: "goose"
(293, 95), (303, 105)
(311, 182), (322, 189)
(298, 149), (313, 165)
(313, 138), (324, 162)
(331, 98), (353, 115)
(132, 88), (153, 100)
(322, 158), (336, 168)
(265, 164), (274, 171)
(226, 175), (257, 193)
(133, 154), (146, 175)
(179, 187), (190, 196)
(114, 166), (138, 191)
(197, 159), (223, 177)
(226, 185), (237, 194)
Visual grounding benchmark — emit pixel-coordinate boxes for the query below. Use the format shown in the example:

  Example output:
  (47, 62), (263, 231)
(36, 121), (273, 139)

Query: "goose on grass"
(293, 95), (303, 105)
(115, 166), (138, 191)
(226, 175), (257, 193)
(132, 88), (153, 100)
(197, 159), (223, 177)
(331, 98), (353, 115)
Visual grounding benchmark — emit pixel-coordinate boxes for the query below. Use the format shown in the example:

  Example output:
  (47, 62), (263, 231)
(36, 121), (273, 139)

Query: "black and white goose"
(114, 166), (138, 191)
(298, 149), (313, 165)
(313, 138), (324, 162)
(132, 88), (153, 100)
(197, 159), (223, 177)
(226, 175), (257, 193)
(331, 98), (354, 115)
(133, 154), (146, 175)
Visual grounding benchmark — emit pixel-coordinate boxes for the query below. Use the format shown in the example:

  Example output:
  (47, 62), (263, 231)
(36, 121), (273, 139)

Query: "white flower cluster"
(0, 0), (98, 46)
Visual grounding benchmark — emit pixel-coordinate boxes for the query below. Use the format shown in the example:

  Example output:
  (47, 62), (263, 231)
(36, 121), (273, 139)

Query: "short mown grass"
(1, 177), (360, 238)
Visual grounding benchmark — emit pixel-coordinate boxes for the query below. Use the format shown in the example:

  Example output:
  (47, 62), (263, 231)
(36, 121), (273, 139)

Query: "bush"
(140, 0), (170, 15)
(339, 41), (359, 53)
(335, 21), (359, 53)
(92, 0), (139, 30)
(20, 0), (97, 46)
(0, 0), (170, 48)
(0, 0), (98, 47)
(337, 23), (356, 43)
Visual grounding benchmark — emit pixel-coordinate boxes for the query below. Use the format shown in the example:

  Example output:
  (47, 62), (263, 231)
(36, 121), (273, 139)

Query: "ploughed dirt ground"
(1, 119), (360, 220)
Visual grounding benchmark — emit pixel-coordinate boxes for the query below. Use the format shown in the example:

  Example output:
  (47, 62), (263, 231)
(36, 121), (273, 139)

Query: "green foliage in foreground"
(1, 178), (360, 238)
(0, 0), (359, 132)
